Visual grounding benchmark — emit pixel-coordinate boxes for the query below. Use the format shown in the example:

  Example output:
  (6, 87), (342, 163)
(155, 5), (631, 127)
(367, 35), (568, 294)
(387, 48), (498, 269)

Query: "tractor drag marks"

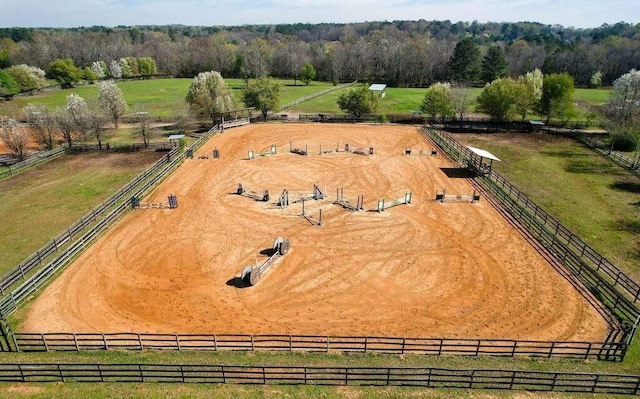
(22, 123), (610, 342)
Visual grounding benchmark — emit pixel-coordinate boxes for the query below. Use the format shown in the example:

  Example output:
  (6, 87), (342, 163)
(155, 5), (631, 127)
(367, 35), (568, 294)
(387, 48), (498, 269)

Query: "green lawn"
(0, 78), (339, 119)
(0, 151), (163, 274)
(575, 88), (611, 106)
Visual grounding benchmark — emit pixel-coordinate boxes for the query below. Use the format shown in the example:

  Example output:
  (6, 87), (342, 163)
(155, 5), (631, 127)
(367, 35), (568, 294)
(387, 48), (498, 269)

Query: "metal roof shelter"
(466, 146), (501, 175)
(167, 134), (185, 141)
(467, 146), (501, 162)
(369, 84), (387, 98)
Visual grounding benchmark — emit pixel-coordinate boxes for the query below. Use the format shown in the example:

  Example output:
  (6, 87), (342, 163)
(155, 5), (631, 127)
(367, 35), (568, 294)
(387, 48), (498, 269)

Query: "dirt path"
(22, 123), (610, 342)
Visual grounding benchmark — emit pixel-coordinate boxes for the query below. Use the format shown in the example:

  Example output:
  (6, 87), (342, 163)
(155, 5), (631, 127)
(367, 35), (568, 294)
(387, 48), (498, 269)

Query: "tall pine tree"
(448, 38), (481, 85)
(481, 46), (508, 83)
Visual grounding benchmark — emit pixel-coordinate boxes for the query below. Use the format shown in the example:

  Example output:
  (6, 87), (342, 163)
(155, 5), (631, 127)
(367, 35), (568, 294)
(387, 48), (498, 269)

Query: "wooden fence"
(279, 81), (357, 111)
(575, 133), (640, 176)
(0, 147), (65, 180)
(12, 333), (626, 360)
(421, 127), (640, 336)
(0, 363), (638, 394)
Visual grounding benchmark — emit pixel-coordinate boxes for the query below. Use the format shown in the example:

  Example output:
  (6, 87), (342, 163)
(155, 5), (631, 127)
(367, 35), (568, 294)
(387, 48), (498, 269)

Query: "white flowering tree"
(98, 80), (127, 128)
(186, 71), (236, 124)
(0, 116), (28, 161)
(603, 69), (640, 152)
(65, 93), (91, 140)
(24, 103), (56, 150)
(109, 60), (122, 79)
(91, 61), (106, 79)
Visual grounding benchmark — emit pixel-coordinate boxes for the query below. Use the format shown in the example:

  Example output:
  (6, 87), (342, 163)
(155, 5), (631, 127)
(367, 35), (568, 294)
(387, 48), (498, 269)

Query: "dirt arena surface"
(23, 124), (610, 341)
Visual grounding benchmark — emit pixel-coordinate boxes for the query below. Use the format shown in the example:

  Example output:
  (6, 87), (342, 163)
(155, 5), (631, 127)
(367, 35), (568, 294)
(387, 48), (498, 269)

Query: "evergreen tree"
(448, 38), (481, 85)
(481, 46), (508, 83)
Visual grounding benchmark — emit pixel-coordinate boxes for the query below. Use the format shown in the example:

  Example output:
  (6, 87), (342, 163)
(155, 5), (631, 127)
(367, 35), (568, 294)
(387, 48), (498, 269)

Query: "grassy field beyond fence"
(0, 151), (164, 274)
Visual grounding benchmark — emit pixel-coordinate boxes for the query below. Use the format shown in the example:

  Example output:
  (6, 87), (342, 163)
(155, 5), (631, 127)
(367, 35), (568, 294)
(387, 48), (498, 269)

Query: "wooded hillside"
(1, 21), (639, 87)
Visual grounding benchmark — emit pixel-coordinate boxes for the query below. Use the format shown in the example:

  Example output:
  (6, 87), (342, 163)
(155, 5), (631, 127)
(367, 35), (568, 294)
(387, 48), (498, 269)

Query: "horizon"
(1, 0), (639, 30)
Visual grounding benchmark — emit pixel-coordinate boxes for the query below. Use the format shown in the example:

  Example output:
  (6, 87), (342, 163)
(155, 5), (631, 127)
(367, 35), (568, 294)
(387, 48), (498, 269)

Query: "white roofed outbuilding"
(369, 84), (387, 98)
(466, 146), (501, 175)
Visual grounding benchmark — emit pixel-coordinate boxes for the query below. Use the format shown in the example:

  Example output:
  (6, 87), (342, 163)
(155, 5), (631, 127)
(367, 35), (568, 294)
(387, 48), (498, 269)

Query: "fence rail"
(575, 133), (640, 176)
(0, 147), (65, 180)
(12, 333), (626, 360)
(0, 124), (223, 313)
(421, 127), (640, 330)
(0, 363), (638, 394)
(279, 81), (357, 111)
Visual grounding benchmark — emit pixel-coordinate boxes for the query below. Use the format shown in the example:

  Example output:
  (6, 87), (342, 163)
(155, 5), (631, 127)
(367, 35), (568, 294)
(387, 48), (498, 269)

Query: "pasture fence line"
(11, 333), (626, 361)
(573, 132), (640, 176)
(0, 124), (223, 309)
(0, 363), (638, 394)
(421, 127), (640, 339)
(0, 147), (65, 180)
(279, 81), (357, 112)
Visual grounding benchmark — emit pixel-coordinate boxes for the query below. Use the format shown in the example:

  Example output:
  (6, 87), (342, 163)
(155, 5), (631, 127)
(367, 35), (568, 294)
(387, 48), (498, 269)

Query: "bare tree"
(23, 103), (56, 150)
(134, 110), (152, 148)
(0, 116), (28, 161)
(54, 103), (79, 150)
(450, 87), (473, 120)
(86, 100), (108, 150)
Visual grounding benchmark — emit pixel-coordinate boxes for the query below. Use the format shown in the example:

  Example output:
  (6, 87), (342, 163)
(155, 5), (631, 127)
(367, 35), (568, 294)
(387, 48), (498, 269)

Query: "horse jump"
(345, 143), (374, 156)
(131, 194), (178, 210)
(377, 192), (412, 212)
(187, 148), (220, 160)
(240, 237), (291, 286)
(405, 147), (437, 156)
(248, 145), (277, 160)
(237, 183), (270, 202)
(278, 185), (326, 209)
(301, 199), (323, 227)
(435, 188), (480, 203)
(289, 142), (308, 156)
(334, 187), (364, 211)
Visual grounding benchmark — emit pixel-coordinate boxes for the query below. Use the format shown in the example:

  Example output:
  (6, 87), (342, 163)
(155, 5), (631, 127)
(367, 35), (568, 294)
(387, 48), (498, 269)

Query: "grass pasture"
(0, 78), (340, 119)
(0, 151), (164, 274)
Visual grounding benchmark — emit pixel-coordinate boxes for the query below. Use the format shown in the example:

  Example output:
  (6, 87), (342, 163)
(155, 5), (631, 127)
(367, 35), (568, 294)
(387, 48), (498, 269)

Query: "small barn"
(369, 84), (387, 98)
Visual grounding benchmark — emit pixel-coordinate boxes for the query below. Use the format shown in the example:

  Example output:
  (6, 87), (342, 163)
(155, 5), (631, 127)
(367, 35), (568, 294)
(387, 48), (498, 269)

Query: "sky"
(1, 0), (639, 29)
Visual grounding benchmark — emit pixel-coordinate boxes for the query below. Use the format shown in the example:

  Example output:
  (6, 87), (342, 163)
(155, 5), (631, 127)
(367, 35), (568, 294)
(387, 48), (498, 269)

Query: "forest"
(1, 20), (639, 87)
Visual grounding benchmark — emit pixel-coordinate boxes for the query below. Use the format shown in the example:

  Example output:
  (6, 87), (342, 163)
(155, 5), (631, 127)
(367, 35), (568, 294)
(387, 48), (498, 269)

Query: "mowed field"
(21, 124), (610, 342)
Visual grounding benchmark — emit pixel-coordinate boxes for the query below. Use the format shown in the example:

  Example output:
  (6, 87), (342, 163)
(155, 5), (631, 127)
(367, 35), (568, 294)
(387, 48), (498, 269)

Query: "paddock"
(21, 124), (610, 343)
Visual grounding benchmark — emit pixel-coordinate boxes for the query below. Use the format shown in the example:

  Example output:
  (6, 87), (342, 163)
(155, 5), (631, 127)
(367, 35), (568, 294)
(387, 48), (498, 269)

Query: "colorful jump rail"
(377, 192), (412, 212)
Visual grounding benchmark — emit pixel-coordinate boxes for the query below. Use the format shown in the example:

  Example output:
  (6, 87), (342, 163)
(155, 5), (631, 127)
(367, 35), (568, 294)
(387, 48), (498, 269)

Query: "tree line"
(0, 20), (639, 88)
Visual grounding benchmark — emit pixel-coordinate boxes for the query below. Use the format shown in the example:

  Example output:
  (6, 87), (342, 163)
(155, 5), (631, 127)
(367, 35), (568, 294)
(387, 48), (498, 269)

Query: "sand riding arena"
(23, 123), (610, 342)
